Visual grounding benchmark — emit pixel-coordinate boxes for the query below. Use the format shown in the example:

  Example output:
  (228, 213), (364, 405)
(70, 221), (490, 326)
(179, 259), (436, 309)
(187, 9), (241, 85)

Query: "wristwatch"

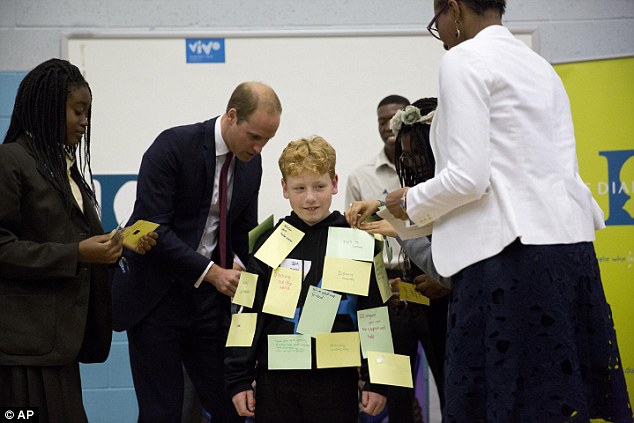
(399, 188), (409, 213)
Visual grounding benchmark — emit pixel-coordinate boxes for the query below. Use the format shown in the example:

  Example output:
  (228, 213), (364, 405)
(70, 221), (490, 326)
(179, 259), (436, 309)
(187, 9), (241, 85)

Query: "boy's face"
(282, 171), (338, 226)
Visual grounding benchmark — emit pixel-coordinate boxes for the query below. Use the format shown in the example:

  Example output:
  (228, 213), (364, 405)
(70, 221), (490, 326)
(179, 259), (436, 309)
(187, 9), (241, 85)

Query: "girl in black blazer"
(0, 58), (154, 422)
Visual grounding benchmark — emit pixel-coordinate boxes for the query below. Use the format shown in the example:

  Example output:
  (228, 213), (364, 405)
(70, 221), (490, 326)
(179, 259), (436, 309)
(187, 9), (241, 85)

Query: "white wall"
(1, 0), (633, 71)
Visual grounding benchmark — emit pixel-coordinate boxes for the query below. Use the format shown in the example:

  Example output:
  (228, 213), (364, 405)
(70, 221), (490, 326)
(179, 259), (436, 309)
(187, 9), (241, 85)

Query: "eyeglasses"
(427, 1), (450, 40)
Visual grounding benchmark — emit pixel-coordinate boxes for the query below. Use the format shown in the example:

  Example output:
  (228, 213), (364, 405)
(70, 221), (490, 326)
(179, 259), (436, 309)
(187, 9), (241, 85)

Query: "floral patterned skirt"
(443, 240), (633, 423)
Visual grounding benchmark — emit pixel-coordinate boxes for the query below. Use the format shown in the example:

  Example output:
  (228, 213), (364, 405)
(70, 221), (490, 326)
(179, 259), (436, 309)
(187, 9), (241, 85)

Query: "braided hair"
(394, 97), (438, 188)
(4, 58), (98, 212)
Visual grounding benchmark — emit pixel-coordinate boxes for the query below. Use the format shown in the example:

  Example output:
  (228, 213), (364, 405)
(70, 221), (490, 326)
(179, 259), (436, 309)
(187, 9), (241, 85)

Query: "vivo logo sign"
(186, 38), (225, 63)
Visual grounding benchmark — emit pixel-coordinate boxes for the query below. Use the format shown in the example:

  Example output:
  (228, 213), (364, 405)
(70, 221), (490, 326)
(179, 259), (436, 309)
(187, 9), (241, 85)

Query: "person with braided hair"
(348, 1), (633, 421)
(0, 58), (155, 422)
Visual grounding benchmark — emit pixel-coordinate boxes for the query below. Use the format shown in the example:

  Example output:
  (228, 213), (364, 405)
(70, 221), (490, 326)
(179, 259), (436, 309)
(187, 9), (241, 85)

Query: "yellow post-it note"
(268, 334), (312, 370)
(297, 286), (341, 338)
(321, 256), (372, 296)
(373, 251), (392, 304)
(226, 313), (257, 347)
(357, 306), (394, 358)
(316, 331), (361, 369)
(368, 351), (413, 388)
(398, 282), (430, 305)
(325, 227), (375, 262)
(262, 267), (302, 318)
(254, 221), (305, 269)
(121, 220), (159, 246)
(232, 271), (258, 308)
(248, 214), (274, 253)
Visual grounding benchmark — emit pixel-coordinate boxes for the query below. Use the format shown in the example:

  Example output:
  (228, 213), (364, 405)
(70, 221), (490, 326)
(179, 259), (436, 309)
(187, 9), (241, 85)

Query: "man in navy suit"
(112, 82), (282, 422)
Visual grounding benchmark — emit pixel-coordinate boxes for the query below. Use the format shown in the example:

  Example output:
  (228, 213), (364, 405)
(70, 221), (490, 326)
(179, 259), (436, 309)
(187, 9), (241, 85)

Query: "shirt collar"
(214, 117), (230, 157)
(375, 148), (396, 171)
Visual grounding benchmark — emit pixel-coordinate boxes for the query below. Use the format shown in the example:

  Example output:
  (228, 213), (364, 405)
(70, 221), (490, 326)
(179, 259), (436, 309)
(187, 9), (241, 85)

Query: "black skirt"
(443, 240), (633, 423)
(0, 361), (88, 423)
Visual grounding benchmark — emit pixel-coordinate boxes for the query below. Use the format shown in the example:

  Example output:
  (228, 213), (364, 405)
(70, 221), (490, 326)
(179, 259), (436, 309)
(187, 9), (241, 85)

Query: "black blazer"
(112, 118), (261, 331)
(0, 137), (112, 366)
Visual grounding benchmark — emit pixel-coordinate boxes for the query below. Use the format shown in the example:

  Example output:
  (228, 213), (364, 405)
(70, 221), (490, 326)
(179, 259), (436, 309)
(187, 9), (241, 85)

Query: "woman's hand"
(385, 187), (409, 220)
(359, 219), (397, 238)
(413, 274), (451, 299)
(78, 233), (123, 264)
(344, 200), (381, 228)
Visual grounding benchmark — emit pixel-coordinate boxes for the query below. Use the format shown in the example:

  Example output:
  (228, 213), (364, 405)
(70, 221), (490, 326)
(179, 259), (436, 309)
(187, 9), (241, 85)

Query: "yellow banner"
(555, 57), (634, 408)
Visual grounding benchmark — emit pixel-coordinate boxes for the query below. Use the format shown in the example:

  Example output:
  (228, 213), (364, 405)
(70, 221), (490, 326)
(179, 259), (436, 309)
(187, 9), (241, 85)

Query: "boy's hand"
(231, 390), (255, 417)
(204, 264), (240, 296)
(360, 391), (387, 416)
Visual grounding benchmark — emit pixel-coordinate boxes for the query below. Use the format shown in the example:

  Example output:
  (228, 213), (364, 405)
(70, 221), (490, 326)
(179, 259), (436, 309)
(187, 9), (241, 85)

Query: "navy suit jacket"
(112, 118), (261, 331)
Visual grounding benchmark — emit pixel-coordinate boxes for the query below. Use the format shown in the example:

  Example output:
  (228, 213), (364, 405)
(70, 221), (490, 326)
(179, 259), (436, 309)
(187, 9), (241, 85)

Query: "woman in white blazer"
(346, 1), (632, 421)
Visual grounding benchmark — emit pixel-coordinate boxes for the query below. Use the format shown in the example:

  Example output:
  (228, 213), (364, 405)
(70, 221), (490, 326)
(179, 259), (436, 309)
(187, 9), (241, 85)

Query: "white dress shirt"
(406, 25), (604, 277)
(194, 118), (234, 287)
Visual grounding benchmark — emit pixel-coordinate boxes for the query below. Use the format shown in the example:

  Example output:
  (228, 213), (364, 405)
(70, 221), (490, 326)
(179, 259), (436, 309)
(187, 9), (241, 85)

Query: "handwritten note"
(255, 221), (305, 269)
(297, 286), (341, 338)
(357, 306), (394, 358)
(225, 313), (257, 347)
(232, 271), (258, 308)
(325, 227), (375, 262)
(373, 251), (392, 304)
(316, 332), (361, 369)
(248, 214), (274, 253)
(268, 334), (312, 370)
(321, 256), (372, 296)
(398, 282), (430, 305)
(262, 267), (302, 318)
(368, 351), (413, 388)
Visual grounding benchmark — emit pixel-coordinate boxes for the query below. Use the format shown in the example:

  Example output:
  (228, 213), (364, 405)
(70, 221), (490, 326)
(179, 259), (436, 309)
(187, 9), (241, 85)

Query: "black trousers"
(127, 282), (243, 423)
(254, 367), (359, 423)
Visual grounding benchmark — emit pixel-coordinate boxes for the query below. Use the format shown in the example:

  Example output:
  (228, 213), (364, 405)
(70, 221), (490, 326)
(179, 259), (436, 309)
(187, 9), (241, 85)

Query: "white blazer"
(406, 25), (604, 277)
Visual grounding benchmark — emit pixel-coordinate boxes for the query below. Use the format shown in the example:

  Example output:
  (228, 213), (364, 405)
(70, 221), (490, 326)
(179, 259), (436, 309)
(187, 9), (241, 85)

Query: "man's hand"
(78, 233), (123, 264)
(360, 391), (387, 416)
(123, 231), (159, 255)
(204, 263), (240, 296)
(231, 390), (255, 417)
(413, 274), (451, 299)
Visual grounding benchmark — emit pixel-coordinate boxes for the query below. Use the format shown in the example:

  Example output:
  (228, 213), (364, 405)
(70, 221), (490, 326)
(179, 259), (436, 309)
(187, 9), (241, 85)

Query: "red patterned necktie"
(218, 152), (233, 268)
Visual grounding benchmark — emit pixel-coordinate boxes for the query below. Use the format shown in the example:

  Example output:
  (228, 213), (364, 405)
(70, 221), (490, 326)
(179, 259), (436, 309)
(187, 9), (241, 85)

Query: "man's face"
(377, 103), (405, 162)
(282, 171), (338, 226)
(224, 108), (280, 162)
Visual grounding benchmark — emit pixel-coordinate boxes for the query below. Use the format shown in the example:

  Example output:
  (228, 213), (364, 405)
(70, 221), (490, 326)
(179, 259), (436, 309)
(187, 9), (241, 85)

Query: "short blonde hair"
(278, 136), (336, 181)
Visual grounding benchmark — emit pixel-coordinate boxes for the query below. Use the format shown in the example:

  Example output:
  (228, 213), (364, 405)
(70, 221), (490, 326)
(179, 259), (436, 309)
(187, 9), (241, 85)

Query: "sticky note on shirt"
(373, 251), (392, 304)
(357, 306), (394, 358)
(316, 331), (361, 369)
(322, 256), (372, 296)
(226, 313), (257, 347)
(297, 286), (341, 338)
(262, 267), (302, 318)
(248, 214), (274, 253)
(368, 351), (413, 388)
(255, 221), (304, 268)
(268, 334), (312, 370)
(325, 227), (375, 262)
(232, 271), (258, 308)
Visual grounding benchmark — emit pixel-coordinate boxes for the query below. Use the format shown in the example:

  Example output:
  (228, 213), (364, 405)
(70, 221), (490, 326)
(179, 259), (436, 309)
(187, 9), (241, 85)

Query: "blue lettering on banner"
(93, 174), (138, 230)
(186, 38), (225, 63)
(598, 149), (634, 226)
